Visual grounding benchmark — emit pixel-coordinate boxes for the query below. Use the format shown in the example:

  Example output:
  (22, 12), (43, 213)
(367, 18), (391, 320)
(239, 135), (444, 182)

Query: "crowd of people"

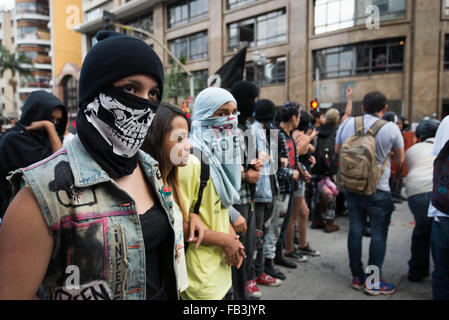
(0, 30), (447, 300)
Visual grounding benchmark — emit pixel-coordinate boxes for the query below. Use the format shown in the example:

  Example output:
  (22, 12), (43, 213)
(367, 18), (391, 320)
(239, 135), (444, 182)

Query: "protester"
(229, 80), (263, 300)
(246, 99), (283, 299)
(312, 108), (341, 233)
(285, 110), (320, 260)
(336, 91), (404, 296)
(0, 30), (193, 300)
(0, 91), (68, 220)
(311, 108), (325, 128)
(263, 102), (300, 276)
(404, 118), (439, 283)
(177, 87), (246, 300)
(428, 115), (449, 300)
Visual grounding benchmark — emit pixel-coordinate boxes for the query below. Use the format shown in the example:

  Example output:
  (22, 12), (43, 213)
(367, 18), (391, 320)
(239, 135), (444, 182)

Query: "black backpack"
(431, 139), (449, 215)
(314, 130), (339, 176)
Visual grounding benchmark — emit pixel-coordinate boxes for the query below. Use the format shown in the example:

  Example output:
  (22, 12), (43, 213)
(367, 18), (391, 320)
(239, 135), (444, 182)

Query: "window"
(124, 12), (153, 39)
(444, 0), (449, 17)
(17, 20), (51, 41)
(192, 69), (208, 96)
(228, 9), (287, 51)
(85, 1), (113, 22)
(227, 0), (258, 10)
(62, 75), (78, 114)
(314, 0), (407, 34)
(445, 34), (449, 70)
(245, 56), (286, 87)
(169, 32), (208, 61)
(16, 1), (49, 16)
(314, 38), (405, 79)
(168, 0), (208, 28)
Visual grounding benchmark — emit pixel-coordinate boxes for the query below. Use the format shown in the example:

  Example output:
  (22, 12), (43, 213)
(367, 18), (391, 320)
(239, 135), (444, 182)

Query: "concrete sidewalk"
(259, 201), (433, 300)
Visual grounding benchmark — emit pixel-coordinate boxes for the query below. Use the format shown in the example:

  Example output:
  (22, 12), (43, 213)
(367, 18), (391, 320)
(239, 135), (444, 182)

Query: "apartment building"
(73, 0), (449, 121)
(0, 9), (17, 119)
(14, 0), (52, 107)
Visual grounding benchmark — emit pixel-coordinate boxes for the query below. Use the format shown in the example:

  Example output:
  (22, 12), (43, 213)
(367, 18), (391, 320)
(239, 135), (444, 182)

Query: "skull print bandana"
(76, 86), (159, 178)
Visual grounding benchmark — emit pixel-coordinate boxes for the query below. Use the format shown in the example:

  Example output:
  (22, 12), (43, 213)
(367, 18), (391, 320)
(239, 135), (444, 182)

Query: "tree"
(0, 44), (34, 93)
(163, 55), (191, 105)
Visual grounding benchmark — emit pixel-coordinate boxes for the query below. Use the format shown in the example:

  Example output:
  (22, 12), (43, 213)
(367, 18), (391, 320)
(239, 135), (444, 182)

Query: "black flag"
(209, 46), (247, 90)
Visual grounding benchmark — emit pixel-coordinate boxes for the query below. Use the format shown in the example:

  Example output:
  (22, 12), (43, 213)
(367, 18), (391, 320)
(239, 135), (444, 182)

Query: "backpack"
(337, 116), (391, 195)
(314, 129), (339, 176)
(190, 147), (210, 215)
(430, 139), (449, 215)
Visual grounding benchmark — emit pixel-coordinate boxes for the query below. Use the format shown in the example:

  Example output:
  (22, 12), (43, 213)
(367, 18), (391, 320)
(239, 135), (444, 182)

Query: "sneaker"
(265, 258), (287, 280)
(364, 279), (396, 296)
(275, 249), (298, 268)
(351, 276), (365, 290)
(297, 244), (320, 256)
(245, 280), (262, 299)
(256, 273), (282, 287)
(407, 272), (429, 283)
(285, 251), (308, 262)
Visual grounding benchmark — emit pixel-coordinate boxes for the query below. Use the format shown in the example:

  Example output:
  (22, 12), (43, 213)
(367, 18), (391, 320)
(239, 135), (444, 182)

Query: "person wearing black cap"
(0, 90), (67, 220)
(230, 80), (262, 300)
(0, 31), (194, 300)
(249, 99), (283, 296)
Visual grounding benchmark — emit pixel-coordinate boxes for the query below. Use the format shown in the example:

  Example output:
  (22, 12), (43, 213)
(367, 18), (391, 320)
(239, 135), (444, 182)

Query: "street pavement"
(259, 200), (433, 300)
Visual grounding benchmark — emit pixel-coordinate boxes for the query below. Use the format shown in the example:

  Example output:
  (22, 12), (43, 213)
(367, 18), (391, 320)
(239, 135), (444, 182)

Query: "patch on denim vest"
(49, 280), (112, 300)
(48, 161), (97, 207)
(109, 225), (128, 299)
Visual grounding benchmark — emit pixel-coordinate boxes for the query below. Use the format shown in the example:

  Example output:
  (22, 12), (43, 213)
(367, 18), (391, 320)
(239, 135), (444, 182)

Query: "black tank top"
(138, 202), (171, 300)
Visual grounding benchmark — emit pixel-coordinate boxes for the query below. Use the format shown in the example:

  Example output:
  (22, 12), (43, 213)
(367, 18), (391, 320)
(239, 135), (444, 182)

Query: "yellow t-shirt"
(178, 155), (232, 300)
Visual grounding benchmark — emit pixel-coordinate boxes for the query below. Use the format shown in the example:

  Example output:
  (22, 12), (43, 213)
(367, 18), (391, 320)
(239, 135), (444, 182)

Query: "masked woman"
(0, 91), (67, 219)
(178, 87), (246, 300)
(0, 31), (188, 300)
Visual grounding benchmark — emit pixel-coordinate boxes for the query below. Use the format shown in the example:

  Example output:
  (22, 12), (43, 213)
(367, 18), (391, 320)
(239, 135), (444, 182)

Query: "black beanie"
(255, 99), (276, 122)
(230, 80), (259, 118)
(78, 30), (164, 106)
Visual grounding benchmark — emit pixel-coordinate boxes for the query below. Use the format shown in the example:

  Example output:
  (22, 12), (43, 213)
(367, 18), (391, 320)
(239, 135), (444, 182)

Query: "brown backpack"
(337, 116), (391, 195)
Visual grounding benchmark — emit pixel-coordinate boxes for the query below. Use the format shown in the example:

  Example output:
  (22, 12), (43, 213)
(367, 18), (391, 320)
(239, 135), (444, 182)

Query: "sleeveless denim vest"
(9, 135), (188, 300)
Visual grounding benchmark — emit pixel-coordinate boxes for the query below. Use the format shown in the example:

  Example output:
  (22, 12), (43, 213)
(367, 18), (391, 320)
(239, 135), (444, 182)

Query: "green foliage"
(0, 45), (34, 79)
(163, 55), (191, 104)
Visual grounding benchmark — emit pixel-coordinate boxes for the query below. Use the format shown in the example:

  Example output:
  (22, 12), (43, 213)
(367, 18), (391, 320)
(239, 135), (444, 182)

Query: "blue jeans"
(345, 190), (395, 278)
(431, 216), (449, 300)
(408, 193), (433, 278)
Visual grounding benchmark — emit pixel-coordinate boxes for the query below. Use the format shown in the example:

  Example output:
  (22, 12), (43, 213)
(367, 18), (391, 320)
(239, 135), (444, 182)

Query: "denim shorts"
(294, 181), (305, 198)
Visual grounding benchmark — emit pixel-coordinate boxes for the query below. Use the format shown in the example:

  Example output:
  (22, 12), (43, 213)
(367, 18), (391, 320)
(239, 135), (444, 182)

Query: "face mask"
(83, 86), (159, 158)
(198, 114), (240, 165)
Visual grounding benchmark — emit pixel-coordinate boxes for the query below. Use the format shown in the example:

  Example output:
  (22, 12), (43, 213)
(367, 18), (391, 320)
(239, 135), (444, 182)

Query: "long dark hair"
(141, 103), (191, 221)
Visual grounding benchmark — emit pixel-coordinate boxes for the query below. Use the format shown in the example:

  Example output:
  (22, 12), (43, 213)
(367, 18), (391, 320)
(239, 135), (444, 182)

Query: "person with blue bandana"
(178, 87), (247, 300)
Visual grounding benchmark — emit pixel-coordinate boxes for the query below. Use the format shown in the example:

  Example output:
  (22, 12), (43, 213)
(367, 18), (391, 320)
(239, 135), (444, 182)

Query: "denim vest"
(9, 135), (188, 300)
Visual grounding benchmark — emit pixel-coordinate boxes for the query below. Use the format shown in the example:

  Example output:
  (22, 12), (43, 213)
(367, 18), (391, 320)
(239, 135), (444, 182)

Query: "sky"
(0, 0), (15, 11)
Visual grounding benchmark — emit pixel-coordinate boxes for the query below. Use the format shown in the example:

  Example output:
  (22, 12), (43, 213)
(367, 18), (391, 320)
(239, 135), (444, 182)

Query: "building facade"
(50, 0), (83, 119)
(70, 0), (448, 121)
(14, 0), (52, 106)
(0, 9), (17, 119)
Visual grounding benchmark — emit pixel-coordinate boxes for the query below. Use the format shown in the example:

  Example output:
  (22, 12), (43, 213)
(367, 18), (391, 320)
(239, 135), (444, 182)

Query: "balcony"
(75, 0), (162, 34)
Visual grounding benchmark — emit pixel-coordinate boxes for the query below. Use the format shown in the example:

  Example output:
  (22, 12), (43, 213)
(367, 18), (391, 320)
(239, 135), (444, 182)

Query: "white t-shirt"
(336, 114), (404, 192)
(428, 115), (449, 218)
(404, 138), (435, 198)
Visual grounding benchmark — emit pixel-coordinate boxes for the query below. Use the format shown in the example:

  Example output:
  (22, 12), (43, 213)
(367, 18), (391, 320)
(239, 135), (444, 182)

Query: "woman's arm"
(0, 186), (54, 299)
